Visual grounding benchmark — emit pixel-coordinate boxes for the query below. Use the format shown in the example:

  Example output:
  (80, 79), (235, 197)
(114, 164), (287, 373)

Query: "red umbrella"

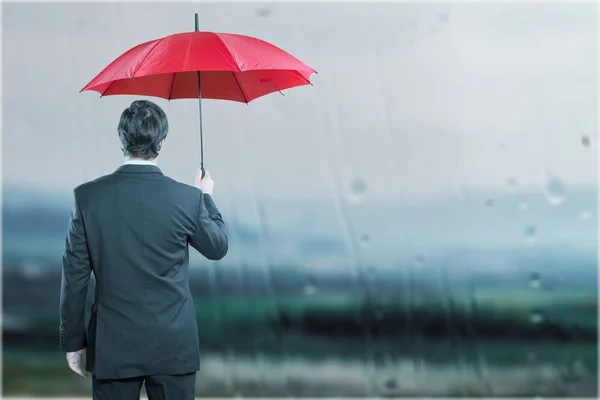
(81, 14), (316, 175)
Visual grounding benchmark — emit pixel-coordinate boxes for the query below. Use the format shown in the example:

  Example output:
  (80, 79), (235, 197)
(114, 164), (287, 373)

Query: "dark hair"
(118, 100), (168, 160)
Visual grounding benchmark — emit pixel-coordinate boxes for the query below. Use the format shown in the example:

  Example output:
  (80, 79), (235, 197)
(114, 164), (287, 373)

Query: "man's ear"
(157, 140), (164, 151)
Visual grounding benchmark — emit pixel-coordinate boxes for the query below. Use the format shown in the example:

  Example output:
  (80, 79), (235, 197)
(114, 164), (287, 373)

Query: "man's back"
(61, 164), (227, 380)
(60, 100), (227, 399)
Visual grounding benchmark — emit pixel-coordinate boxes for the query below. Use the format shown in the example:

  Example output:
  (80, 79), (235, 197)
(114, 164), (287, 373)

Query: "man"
(59, 100), (228, 400)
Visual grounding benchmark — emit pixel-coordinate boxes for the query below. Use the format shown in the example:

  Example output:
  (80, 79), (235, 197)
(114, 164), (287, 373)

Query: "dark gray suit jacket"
(59, 164), (228, 379)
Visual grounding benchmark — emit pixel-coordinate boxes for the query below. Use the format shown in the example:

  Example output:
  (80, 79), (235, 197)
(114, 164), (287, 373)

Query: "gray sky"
(2, 2), (597, 200)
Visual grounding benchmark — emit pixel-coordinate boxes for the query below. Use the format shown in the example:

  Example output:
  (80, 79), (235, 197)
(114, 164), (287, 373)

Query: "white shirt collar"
(123, 159), (157, 166)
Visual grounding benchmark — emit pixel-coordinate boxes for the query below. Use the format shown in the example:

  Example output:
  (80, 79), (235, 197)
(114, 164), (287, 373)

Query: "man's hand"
(66, 348), (87, 377)
(195, 169), (214, 196)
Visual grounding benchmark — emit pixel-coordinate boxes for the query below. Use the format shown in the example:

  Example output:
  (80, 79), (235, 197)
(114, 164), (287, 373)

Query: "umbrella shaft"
(197, 71), (204, 172)
(194, 14), (204, 176)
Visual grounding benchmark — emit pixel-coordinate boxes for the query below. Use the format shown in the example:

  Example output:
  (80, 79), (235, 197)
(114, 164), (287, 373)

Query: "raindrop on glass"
(20, 261), (46, 280)
(507, 177), (518, 189)
(485, 198), (494, 207)
(572, 359), (587, 378)
(415, 254), (426, 267)
(304, 277), (318, 295)
(524, 226), (537, 246)
(256, 7), (271, 17)
(545, 175), (566, 206)
(530, 273), (541, 289)
(579, 210), (593, 221)
(366, 265), (376, 276)
(348, 179), (367, 204)
(530, 311), (544, 324)
(527, 352), (537, 362)
(360, 234), (371, 245)
(581, 135), (590, 147)
(438, 9), (450, 22)
(518, 199), (530, 211)
(384, 377), (398, 390)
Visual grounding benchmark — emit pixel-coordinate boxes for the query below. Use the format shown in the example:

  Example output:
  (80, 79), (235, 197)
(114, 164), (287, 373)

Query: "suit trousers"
(92, 372), (196, 400)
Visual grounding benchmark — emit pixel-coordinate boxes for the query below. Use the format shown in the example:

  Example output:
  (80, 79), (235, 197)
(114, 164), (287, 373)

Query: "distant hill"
(2, 182), (597, 284)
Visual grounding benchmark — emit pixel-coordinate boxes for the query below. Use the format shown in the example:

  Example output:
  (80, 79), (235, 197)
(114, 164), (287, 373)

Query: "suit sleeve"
(189, 191), (228, 260)
(59, 189), (92, 352)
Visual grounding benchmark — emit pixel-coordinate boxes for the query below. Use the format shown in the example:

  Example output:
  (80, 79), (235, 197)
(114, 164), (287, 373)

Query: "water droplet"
(304, 277), (318, 295)
(572, 359), (587, 378)
(527, 352), (537, 362)
(545, 175), (566, 206)
(530, 273), (541, 289)
(256, 7), (271, 17)
(348, 179), (367, 204)
(360, 234), (370, 245)
(384, 377), (398, 390)
(438, 9), (450, 22)
(579, 210), (593, 221)
(507, 177), (518, 189)
(415, 254), (426, 267)
(19, 261), (46, 280)
(581, 136), (590, 147)
(524, 226), (537, 246)
(518, 199), (530, 211)
(366, 265), (376, 276)
(530, 311), (544, 324)
(485, 199), (494, 207)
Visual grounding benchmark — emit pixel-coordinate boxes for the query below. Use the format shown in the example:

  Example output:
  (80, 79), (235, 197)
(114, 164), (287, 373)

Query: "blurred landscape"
(2, 183), (597, 397)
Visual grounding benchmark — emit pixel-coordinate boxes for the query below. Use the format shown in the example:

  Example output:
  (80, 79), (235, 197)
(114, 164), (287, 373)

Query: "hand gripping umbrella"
(81, 14), (316, 177)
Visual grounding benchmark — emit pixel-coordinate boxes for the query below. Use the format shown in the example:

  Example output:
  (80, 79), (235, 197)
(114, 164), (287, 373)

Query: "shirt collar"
(123, 159), (157, 167)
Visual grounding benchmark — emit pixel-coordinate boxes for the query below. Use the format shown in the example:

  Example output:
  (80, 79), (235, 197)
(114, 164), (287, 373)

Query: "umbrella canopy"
(81, 14), (316, 176)
(81, 31), (316, 103)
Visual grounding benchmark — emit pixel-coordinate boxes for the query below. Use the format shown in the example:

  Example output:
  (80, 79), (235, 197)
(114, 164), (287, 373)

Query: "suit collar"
(115, 164), (163, 174)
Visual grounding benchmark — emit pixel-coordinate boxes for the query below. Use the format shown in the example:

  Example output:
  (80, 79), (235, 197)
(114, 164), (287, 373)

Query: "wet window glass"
(2, 2), (597, 397)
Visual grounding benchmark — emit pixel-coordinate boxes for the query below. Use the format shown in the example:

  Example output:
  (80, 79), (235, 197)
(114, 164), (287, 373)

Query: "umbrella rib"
(100, 80), (117, 98)
(130, 39), (165, 79)
(294, 70), (314, 86)
(231, 71), (249, 104)
(167, 73), (176, 101)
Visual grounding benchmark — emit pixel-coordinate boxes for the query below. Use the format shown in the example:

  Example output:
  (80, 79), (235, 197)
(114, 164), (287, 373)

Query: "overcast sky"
(2, 2), (597, 201)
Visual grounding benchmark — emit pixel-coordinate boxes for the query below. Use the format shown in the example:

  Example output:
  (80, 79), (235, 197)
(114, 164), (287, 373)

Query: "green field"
(3, 287), (597, 396)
